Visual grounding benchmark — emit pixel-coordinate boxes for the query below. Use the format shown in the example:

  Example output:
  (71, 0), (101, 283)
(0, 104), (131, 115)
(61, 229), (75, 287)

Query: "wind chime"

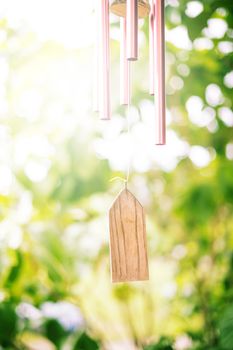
(94, 0), (166, 282)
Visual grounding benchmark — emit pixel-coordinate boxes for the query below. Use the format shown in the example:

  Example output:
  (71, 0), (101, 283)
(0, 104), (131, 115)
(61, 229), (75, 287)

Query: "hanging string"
(125, 60), (132, 188)
(110, 61), (132, 188)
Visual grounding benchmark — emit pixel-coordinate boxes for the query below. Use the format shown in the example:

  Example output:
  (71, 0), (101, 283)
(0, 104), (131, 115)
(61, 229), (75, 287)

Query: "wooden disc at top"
(110, 0), (150, 19)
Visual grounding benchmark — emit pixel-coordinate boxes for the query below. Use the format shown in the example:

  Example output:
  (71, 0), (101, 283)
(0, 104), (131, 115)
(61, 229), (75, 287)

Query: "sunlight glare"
(189, 145), (211, 168)
(185, 1), (203, 18)
(2, 0), (95, 48)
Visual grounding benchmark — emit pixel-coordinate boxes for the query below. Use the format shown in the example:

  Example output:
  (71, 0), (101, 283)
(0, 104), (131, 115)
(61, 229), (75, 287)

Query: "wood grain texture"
(109, 189), (149, 283)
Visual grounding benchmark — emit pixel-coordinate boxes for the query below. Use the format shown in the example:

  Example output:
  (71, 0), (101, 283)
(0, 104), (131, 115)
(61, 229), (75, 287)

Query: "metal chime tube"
(93, 0), (100, 112)
(127, 0), (138, 61)
(99, 0), (111, 119)
(120, 17), (130, 105)
(149, 0), (155, 95)
(154, 0), (166, 144)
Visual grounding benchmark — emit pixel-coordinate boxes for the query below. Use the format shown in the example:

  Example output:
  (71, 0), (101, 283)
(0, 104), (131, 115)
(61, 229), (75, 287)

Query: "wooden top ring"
(110, 0), (150, 19)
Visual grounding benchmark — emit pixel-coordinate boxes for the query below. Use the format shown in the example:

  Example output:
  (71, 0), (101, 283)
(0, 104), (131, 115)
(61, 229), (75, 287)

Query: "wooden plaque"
(109, 189), (149, 282)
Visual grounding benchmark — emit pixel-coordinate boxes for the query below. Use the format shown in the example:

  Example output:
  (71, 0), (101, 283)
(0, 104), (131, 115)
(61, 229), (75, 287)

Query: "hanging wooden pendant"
(109, 189), (149, 282)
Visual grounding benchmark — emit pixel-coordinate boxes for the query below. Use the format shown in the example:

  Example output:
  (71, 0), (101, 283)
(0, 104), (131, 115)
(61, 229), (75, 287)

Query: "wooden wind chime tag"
(109, 189), (149, 283)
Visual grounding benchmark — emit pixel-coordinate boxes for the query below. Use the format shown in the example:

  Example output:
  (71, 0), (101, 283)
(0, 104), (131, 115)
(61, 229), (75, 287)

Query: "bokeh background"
(0, 0), (233, 349)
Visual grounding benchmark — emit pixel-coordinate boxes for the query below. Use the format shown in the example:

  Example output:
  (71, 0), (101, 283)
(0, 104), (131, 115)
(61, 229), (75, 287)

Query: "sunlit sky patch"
(0, 219), (23, 249)
(203, 18), (228, 39)
(205, 84), (224, 107)
(226, 143), (233, 160)
(166, 25), (192, 50)
(186, 96), (216, 128)
(194, 37), (213, 50)
(224, 71), (233, 88)
(189, 145), (212, 168)
(218, 41), (233, 54)
(185, 1), (203, 18)
(218, 107), (233, 127)
(0, 164), (13, 195)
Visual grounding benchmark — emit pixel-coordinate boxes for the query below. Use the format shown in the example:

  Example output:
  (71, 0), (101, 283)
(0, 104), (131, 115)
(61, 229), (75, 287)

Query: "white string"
(110, 61), (132, 189)
(125, 60), (131, 188)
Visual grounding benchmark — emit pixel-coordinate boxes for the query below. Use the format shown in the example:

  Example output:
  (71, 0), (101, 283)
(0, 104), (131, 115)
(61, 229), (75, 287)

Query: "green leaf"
(220, 305), (233, 349)
(44, 319), (67, 348)
(5, 251), (23, 286)
(0, 302), (18, 346)
(144, 337), (173, 350)
(217, 161), (233, 205)
(73, 332), (99, 350)
(177, 183), (217, 228)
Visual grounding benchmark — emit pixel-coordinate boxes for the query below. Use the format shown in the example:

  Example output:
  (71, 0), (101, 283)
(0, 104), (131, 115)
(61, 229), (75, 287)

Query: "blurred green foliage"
(0, 0), (233, 349)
